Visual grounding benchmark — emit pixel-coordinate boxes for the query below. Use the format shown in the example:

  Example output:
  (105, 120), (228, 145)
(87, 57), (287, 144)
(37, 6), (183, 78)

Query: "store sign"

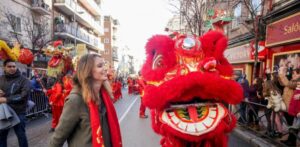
(250, 41), (268, 60)
(224, 44), (251, 63)
(266, 12), (300, 47)
(76, 44), (87, 56)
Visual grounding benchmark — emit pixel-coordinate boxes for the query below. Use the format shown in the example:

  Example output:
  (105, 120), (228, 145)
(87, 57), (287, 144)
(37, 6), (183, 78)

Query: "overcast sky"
(102, 0), (173, 61)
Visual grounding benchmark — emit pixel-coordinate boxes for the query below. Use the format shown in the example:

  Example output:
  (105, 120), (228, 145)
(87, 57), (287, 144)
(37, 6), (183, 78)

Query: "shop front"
(225, 43), (256, 83)
(265, 11), (300, 71)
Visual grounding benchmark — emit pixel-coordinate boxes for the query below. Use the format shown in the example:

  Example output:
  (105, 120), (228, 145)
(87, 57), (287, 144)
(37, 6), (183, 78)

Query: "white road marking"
(119, 96), (138, 123)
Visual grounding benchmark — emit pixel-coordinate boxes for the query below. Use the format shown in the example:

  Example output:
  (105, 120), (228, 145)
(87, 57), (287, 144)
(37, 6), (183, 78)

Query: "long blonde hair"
(74, 54), (113, 104)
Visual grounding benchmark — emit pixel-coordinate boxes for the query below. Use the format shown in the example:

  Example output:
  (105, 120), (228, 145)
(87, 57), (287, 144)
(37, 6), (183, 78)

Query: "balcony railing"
(112, 53), (118, 61)
(54, 0), (103, 35)
(54, 23), (102, 50)
(31, 0), (51, 15)
(78, 0), (101, 16)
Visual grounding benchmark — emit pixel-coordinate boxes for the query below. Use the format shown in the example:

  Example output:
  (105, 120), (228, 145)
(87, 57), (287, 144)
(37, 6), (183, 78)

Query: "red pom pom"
(18, 48), (34, 65)
(53, 40), (63, 48)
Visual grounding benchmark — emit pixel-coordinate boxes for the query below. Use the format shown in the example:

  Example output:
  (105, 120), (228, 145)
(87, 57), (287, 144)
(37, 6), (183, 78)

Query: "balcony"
(78, 0), (101, 16)
(31, 0), (51, 15)
(54, 0), (103, 35)
(54, 23), (102, 52)
(112, 35), (117, 40)
(112, 53), (118, 61)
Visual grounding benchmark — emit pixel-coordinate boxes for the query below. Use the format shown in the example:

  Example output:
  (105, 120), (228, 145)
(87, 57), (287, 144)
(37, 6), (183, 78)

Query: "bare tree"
(168, 0), (205, 35)
(0, 7), (23, 44)
(0, 7), (51, 51)
(23, 13), (51, 51)
(241, 0), (266, 78)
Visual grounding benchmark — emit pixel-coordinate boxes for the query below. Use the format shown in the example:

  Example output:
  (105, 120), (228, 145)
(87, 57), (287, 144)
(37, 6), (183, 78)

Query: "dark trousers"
(139, 97), (146, 116)
(248, 105), (259, 125)
(284, 112), (297, 143)
(238, 102), (247, 123)
(0, 113), (28, 147)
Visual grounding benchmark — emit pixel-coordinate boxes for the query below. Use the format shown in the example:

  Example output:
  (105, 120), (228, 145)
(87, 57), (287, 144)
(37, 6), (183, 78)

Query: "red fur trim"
(200, 31), (227, 58)
(143, 72), (243, 110)
(53, 40), (63, 48)
(216, 58), (234, 77)
(141, 35), (176, 81)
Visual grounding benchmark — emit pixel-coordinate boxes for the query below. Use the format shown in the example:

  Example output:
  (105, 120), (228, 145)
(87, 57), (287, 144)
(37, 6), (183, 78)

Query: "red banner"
(266, 12), (300, 47)
(250, 41), (268, 60)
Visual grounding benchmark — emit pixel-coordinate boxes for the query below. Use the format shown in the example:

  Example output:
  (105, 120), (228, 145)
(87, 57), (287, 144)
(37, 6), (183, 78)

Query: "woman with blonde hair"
(49, 53), (122, 147)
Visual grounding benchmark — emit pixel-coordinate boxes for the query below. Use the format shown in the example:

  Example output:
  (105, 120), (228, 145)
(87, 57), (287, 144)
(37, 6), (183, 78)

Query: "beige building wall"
(0, 0), (52, 49)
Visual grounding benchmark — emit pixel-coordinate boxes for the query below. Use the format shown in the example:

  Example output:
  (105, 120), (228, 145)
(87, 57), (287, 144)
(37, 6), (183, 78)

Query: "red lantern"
(18, 48), (34, 65)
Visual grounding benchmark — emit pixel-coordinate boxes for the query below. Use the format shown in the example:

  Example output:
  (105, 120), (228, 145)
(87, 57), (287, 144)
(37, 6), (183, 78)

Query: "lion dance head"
(141, 31), (243, 147)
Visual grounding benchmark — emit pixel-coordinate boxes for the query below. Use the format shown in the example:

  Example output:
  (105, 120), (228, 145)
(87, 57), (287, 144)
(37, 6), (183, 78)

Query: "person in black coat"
(0, 59), (31, 147)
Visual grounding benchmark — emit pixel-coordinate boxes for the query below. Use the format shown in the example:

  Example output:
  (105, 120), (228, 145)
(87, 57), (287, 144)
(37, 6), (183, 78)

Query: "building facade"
(0, 0), (108, 73)
(263, 1), (300, 73)
(53, 0), (104, 55)
(0, 0), (52, 72)
(200, 0), (271, 83)
(166, 0), (300, 83)
(100, 16), (119, 69)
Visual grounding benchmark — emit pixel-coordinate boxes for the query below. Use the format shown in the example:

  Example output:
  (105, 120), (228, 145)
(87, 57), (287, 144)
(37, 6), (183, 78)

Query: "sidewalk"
(233, 127), (278, 147)
(7, 115), (68, 147)
(233, 108), (300, 147)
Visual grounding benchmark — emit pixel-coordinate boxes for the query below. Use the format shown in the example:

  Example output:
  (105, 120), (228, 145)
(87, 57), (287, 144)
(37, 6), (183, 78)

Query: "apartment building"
(100, 16), (119, 69)
(53, 0), (104, 54)
(0, 0), (52, 71)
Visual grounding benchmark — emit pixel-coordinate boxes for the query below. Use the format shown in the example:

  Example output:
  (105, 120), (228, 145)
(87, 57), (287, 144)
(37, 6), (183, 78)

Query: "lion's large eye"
(182, 37), (196, 50)
(152, 54), (164, 70)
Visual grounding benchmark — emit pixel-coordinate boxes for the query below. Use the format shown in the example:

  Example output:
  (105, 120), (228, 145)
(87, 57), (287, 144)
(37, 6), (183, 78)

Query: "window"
(104, 28), (109, 32)
(251, 0), (262, 15)
(104, 49), (109, 54)
(104, 38), (110, 44)
(232, 3), (241, 29)
(10, 14), (21, 33)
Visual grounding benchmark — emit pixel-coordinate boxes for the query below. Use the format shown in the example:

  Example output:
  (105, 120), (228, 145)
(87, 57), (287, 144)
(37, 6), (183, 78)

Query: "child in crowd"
(289, 80), (300, 130)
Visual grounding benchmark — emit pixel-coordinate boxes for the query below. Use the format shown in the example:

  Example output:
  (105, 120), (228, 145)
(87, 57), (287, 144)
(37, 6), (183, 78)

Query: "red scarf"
(88, 89), (122, 147)
(88, 101), (104, 147)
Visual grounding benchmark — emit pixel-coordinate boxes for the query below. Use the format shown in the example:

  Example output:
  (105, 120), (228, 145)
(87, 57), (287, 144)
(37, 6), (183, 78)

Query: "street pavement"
(7, 88), (276, 147)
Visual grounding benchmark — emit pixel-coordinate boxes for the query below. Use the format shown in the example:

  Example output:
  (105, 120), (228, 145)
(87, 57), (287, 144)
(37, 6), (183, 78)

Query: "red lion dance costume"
(141, 31), (243, 147)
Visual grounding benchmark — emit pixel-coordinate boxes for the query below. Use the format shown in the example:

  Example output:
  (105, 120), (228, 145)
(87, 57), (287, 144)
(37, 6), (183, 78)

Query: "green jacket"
(48, 87), (93, 147)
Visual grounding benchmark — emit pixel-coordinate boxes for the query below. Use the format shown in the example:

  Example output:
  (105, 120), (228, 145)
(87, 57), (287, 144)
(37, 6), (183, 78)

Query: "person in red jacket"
(44, 75), (64, 132)
(62, 74), (73, 99)
(127, 77), (133, 95)
(112, 78), (123, 102)
(137, 72), (148, 118)
(116, 78), (123, 99)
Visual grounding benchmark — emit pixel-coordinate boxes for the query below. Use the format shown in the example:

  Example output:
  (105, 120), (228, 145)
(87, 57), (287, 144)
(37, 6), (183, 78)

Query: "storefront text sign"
(76, 43), (87, 56)
(266, 12), (300, 47)
(224, 44), (251, 63)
